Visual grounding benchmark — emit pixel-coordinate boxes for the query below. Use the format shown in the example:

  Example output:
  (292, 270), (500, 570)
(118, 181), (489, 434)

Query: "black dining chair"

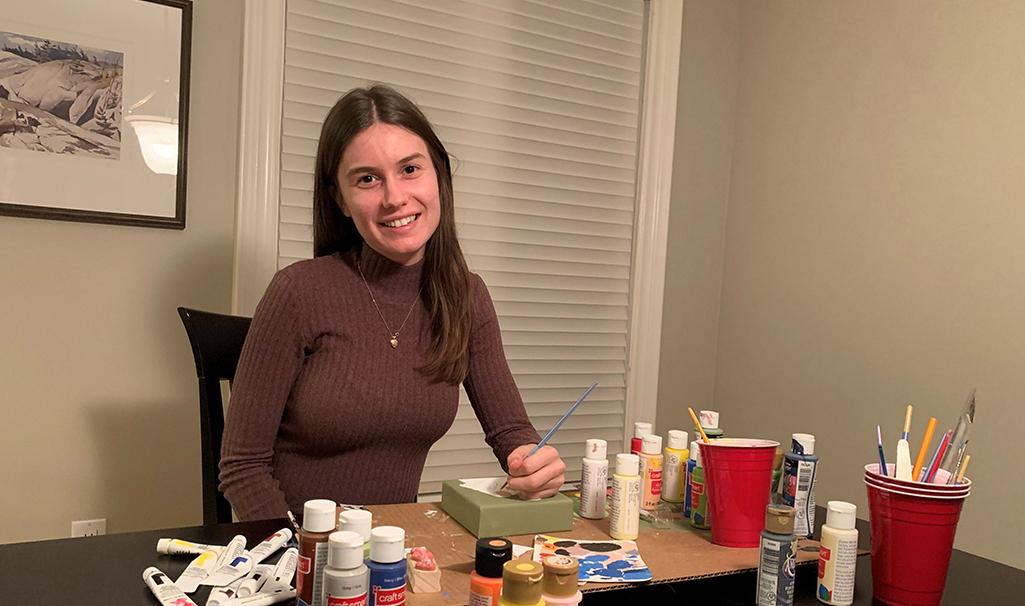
(177, 307), (252, 525)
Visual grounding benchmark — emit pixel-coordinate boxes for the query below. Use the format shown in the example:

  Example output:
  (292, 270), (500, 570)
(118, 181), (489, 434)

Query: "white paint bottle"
(609, 453), (641, 540)
(817, 501), (858, 605)
(579, 438), (609, 520)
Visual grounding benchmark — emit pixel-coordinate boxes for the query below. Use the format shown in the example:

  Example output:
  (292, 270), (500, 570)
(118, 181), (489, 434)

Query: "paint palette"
(534, 535), (653, 583)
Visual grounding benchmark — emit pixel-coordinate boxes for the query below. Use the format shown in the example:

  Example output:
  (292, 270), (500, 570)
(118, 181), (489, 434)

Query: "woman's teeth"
(383, 214), (419, 228)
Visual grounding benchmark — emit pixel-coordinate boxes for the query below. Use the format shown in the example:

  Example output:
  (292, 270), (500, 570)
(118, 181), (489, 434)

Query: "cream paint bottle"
(661, 430), (689, 503)
(609, 453), (640, 540)
(817, 501), (858, 605)
(579, 438), (609, 520)
(639, 434), (664, 510)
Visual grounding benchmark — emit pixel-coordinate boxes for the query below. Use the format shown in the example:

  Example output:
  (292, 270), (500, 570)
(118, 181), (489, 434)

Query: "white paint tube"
(206, 578), (245, 606)
(262, 547), (298, 592)
(223, 586), (296, 606)
(203, 553), (255, 587)
(236, 564), (276, 598)
(157, 538), (224, 556)
(247, 528), (293, 565)
(213, 535), (249, 570)
(144, 566), (199, 606)
(175, 547), (221, 593)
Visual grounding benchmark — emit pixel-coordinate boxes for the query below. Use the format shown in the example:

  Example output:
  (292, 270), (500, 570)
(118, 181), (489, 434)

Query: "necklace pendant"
(390, 336), (398, 349)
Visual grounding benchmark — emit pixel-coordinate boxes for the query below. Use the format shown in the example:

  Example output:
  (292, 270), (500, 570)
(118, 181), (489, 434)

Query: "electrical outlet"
(71, 518), (106, 537)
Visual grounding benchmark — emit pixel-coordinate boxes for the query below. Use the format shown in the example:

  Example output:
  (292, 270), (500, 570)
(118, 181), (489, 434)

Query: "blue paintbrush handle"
(527, 381), (598, 458)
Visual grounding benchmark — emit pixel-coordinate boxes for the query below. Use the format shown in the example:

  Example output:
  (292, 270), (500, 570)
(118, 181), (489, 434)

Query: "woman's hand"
(506, 444), (566, 500)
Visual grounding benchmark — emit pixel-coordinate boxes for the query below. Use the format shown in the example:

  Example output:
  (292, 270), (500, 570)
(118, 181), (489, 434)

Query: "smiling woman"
(218, 85), (567, 521)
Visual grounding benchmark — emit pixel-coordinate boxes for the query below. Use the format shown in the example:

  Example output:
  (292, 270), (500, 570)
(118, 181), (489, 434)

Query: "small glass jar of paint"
(469, 537), (512, 604)
(541, 555), (583, 605)
(497, 560), (545, 606)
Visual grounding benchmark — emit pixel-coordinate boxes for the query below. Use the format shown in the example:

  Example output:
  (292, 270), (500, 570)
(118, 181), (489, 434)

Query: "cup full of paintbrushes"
(865, 462), (971, 606)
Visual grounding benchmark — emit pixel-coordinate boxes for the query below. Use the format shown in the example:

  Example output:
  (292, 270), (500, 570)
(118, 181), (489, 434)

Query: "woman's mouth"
(382, 213), (420, 228)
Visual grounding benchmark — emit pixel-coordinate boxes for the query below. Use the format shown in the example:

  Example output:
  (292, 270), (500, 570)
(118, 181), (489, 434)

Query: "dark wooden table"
(0, 510), (1020, 604)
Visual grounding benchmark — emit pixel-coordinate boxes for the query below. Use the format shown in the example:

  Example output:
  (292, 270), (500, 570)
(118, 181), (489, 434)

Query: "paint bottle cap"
(475, 537), (513, 578)
(584, 438), (608, 461)
(616, 453), (640, 477)
(542, 555), (580, 597)
(792, 433), (816, 455)
(302, 499), (337, 533)
(156, 539), (173, 553)
(369, 525), (405, 563)
(688, 441), (699, 461)
(699, 410), (720, 429)
(667, 430), (689, 450)
(641, 434), (663, 455)
(764, 504), (795, 535)
(502, 559), (544, 604)
(826, 501), (857, 531)
(327, 531), (365, 570)
(338, 509), (372, 542)
(693, 443), (703, 467)
(633, 422), (652, 439)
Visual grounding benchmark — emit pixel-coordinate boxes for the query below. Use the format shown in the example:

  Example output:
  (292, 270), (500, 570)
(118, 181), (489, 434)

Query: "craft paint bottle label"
(817, 536), (857, 605)
(371, 584), (405, 605)
(325, 577), (369, 606)
(757, 537), (797, 606)
(468, 595), (494, 606)
(297, 541), (330, 606)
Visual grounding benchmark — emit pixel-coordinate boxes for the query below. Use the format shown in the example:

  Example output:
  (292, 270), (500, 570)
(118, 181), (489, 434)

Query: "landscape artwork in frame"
(0, 31), (124, 159)
(0, 0), (192, 230)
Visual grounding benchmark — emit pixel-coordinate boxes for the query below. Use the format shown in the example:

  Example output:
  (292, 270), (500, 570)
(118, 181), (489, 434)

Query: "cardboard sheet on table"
(358, 499), (830, 606)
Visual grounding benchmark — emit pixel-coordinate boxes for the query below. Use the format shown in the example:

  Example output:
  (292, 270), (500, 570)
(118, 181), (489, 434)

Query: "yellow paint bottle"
(661, 430), (689, 503)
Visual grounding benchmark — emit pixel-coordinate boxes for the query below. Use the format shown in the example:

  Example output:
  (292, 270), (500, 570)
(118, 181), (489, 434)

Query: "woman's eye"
(357, 175), (375, 184)
(403, 165), (418, 175)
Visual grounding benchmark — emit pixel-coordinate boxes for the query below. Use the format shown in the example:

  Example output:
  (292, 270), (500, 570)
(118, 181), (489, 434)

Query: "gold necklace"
(357, 258), (422, 349)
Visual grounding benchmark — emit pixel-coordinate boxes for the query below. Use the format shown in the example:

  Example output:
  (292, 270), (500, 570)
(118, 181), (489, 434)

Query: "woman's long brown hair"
(312, 84), (474, 384)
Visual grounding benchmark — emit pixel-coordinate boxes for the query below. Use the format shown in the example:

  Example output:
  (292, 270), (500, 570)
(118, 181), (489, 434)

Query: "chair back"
(177, 307), (252, 525)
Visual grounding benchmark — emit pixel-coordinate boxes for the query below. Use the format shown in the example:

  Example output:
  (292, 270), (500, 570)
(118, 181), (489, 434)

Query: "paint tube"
(176, 547), (221, 593)
(262, 547), (298, 592)
(144, 566), (199, 606)
(214, 535), (249, 569)
(248, 528), (293, 565)
(157, 538), (224, 556)
(223, 585), (296, 606)
(237, 564), (276, 598)
(206, 578), (245, 606)
(203, 553), (255, 587)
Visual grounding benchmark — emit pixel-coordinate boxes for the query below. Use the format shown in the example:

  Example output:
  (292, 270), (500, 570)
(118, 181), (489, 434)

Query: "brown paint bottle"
(296, 499), (337, 606)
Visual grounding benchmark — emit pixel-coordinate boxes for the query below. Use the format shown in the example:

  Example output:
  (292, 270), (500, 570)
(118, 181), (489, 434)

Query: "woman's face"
(335, 122), (441, 266)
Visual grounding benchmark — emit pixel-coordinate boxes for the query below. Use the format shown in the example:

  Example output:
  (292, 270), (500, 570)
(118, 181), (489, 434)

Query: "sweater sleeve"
(219, 270), (307, 521)
(462, 274), (542, 471)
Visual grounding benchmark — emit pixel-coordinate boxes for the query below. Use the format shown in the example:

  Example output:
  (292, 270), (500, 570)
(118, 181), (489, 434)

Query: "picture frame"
(0, 0), (192, 230)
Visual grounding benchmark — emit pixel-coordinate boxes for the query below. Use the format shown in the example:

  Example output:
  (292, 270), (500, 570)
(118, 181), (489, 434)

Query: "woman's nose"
(381, 179), (408, 208)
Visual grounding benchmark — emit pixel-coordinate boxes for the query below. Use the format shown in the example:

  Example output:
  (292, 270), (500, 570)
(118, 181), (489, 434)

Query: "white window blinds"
(279, 0), (647, 495)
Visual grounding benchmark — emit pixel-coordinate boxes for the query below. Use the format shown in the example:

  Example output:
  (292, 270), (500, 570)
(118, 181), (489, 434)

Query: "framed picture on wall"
(0, 0), (192, 230)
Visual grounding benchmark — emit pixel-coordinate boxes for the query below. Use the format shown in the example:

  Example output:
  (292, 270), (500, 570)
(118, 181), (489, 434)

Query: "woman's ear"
(330, 185), (351, 217)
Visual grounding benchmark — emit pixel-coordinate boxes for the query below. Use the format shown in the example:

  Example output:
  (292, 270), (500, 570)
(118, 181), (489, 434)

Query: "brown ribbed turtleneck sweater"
(219, 245), (541, 521)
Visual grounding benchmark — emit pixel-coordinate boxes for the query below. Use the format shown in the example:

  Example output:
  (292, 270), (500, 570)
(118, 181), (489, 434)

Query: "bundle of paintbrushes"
(874, 389), (975, 485)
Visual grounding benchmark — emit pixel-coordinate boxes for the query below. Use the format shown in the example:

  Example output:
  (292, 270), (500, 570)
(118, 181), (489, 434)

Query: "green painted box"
(440, 480), (575, 538)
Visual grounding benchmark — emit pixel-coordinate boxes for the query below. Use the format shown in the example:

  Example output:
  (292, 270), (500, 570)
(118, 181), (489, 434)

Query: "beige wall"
(708, 0), (1024, 569)
(0, 0), (243, 543)
(656, 0), (741, 438)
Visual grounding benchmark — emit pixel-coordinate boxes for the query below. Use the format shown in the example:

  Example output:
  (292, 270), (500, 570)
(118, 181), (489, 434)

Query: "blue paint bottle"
(757, 504), (797, 606)
(367, 526), (406, 606)
(684, 440), (698, 518)
(782, 433), (818, 538)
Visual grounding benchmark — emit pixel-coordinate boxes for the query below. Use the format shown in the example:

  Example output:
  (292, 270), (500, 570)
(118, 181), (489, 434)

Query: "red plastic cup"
(699, 438), (779, 547)
(866, 476), (968, 606)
